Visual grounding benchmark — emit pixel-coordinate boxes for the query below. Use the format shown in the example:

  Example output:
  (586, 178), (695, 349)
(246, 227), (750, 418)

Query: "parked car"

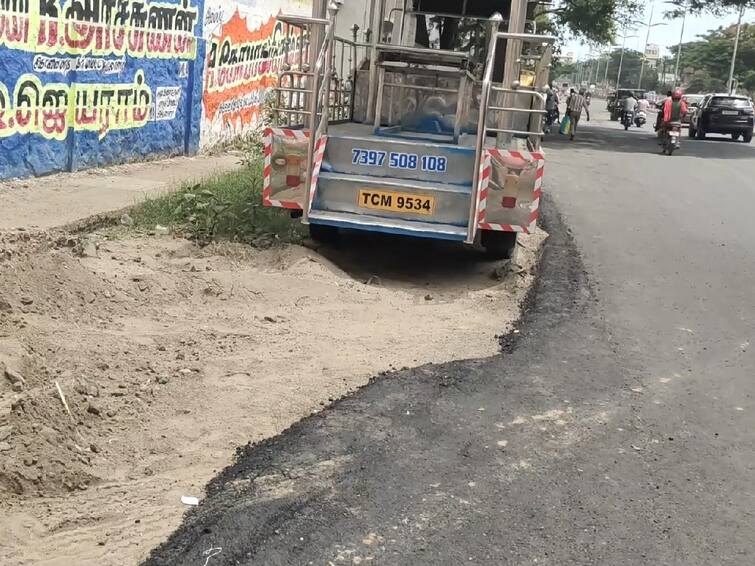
(681, 94), (705, 127)
(689, 94), (754, 142)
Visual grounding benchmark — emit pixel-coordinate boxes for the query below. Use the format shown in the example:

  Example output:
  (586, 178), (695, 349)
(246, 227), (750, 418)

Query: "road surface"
(145, 110), (755, 565)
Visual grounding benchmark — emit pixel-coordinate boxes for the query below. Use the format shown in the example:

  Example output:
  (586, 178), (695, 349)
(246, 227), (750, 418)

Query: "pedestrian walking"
(566, 88), (591, 141)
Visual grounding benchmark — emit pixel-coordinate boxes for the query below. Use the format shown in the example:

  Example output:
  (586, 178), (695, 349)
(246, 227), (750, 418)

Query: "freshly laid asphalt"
(145, 109), (755, 565)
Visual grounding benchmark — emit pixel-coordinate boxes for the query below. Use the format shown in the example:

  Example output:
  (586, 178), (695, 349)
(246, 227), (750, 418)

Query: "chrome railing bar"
(278, 14), (330, 26)
(486, 127), (545, 137)
(366, 0), (385, 123)
(488, 106), (546, 114)
(316, 4), (339, 133)
(302, 4), (334, 225)
(466, 12), (502, 244)
(491, 86), (547, 102)
(496, 31), (556, 43)
(277, 109), (316, 116)
(453, 73), (468, 142)
(276, 87), (314, 94)
(373, 66), (386, 132)
(374, 43), (469, 58)
(382, 82), (458, 94)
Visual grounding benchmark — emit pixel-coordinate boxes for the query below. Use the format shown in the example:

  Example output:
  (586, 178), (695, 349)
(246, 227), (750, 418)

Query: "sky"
(564, 0), (754, 59)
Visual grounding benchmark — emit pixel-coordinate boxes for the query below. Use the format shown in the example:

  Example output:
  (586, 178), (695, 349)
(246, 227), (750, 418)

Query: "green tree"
(669, 22), (755, 92)
(667, 0), (754, 18)
(539, 0), (643, 44)
(593, 49), (659, 90)
(416, 0), (643, 46)
(550, 60), (577, 82)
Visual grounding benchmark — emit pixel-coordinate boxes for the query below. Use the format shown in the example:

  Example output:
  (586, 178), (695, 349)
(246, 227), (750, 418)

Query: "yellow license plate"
(357, 189), (435, 215)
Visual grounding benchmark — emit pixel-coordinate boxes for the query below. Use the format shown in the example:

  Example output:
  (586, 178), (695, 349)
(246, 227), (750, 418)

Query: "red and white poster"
(200, 0), (311, 148)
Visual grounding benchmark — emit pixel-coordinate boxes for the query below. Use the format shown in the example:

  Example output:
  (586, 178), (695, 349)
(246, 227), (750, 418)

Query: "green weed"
(129, 157), (305, 246)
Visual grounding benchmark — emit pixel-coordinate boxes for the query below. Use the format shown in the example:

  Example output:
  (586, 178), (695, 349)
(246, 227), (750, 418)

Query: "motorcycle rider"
(655, 90), (673, 131)
(637, 95), (650, 114)
(659, 88), (688, 137)
(634, 95), (649, 126)
(621, 92), (638, 124)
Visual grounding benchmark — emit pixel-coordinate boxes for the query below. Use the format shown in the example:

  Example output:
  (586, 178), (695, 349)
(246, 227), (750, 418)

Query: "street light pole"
(616, 30), (639, 89)
(593, 47), (604, 84)
(727, 3), (746, 95)
(617, 36), (626, 88)
(674, 3), (688, 85)
(594, 57), (601, 85)
(638, 4), (654, 89)
(603, 51), (610, 91)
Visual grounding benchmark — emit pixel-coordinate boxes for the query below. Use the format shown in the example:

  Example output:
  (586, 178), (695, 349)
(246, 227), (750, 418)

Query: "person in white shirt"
(622, 94), (638, 122)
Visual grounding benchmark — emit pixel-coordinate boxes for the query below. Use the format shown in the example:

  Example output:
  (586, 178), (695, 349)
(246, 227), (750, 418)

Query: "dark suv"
(689, 94), (754, 142)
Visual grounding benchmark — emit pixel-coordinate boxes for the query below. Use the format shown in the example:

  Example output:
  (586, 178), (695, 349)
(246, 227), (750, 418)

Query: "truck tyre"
(481, 230), (517, 260)
(744, 131), (753, 143)
(309, 223), (339, 243)
(696, 125), (706, 140)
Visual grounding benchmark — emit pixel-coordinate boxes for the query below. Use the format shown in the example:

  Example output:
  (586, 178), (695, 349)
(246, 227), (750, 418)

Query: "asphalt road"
(145, 109), (755, 566)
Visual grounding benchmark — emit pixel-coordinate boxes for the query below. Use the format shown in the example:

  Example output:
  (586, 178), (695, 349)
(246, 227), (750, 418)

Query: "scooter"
(661, 122), (682, 155)
(634, 110), (647, 127)
(622, 109), (634, 131)
(543, 108), (560, 134)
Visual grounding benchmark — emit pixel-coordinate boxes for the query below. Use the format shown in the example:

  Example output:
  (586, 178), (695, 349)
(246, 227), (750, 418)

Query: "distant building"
(660, 72), (677, 85)
(645, 43), (660, 68)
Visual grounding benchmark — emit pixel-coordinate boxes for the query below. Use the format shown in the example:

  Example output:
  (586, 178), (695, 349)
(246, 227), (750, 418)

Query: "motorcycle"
(661, 122), (682, 155)
(634, 110), (647, 128)
(622, 109), (634, 130)
(543, 108), (560, 134)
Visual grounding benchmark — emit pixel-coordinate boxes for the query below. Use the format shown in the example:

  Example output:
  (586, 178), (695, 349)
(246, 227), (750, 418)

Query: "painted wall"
(0, 0), (320, 179)
(0, 0), (205, 178)
(198, 0), (310, 149)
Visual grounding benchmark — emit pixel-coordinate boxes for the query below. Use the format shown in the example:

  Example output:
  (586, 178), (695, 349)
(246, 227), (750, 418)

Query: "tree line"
(545, 0), (754, 95)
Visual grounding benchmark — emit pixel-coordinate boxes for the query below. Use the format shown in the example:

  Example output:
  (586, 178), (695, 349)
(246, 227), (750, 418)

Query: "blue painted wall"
(0, 0), (206, 179)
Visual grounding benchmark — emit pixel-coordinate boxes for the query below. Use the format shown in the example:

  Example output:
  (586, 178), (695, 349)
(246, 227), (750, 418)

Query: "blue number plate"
(351, 149), (448, 173)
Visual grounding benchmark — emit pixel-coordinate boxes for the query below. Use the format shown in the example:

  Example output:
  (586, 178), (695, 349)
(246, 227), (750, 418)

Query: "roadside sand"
(0, 228), (545, 565)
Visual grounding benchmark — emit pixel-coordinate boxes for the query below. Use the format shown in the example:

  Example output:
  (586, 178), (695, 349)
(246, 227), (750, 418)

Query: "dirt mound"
(0, 228), (545, 565)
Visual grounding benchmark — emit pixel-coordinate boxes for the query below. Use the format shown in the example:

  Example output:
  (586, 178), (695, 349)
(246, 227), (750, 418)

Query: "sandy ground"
(0, 154), (241, 231)
(0, 227), (545, 566)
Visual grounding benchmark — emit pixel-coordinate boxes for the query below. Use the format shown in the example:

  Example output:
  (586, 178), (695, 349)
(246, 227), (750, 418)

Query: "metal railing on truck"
(275, 10), (367, 129)
(272, 4), (554, 243)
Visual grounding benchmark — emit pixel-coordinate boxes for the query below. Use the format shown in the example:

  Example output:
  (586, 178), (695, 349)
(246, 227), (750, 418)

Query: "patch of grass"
(130, 157), (306, 245)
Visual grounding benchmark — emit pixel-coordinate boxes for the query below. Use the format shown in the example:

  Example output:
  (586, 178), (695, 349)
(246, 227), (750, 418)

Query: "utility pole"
(638, 4), (654, 89)
(594, 58), (601, 85)
(638, 5), (666, 90)
(593, 47), (603, 84)
(617, 37), (627, 89)
(674, 3), (688, 85)
(603, 51), (610, 91)
(660, 57), (666, 88)
(727, 3), (746, 95)
(616, 31), (638, 89)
